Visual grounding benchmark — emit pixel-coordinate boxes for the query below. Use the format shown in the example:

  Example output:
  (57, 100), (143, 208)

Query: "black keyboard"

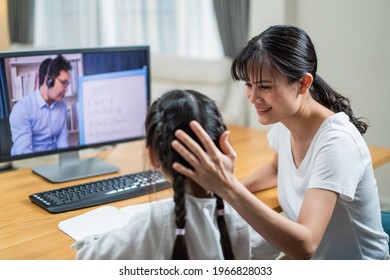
(29, 170), (170, 213)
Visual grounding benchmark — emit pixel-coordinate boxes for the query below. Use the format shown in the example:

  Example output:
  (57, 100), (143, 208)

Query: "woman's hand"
(171, 121), (239, 196)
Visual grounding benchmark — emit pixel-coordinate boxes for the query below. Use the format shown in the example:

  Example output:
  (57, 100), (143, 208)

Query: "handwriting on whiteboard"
(79, 70), (147, 145)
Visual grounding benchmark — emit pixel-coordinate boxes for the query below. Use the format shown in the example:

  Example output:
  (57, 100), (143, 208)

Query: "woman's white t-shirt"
(267, 112), (389, 259)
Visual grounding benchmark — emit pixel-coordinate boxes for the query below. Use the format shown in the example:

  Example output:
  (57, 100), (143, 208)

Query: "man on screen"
(9, 55), (72, 155)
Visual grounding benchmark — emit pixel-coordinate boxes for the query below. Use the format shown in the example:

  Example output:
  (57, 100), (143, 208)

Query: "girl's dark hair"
(231, 25), (368, 134)
(145, 89), (235, 260)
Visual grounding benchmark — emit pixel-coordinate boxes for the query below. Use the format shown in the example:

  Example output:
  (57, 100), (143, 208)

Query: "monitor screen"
(0, 46), (150, 182)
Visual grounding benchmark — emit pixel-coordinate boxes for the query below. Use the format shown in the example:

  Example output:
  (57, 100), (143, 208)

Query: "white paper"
(58, 198), (172, 241)
(58, 206), (130, 241)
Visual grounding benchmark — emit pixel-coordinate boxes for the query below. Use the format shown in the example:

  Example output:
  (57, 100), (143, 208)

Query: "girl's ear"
(299, 73), (313, 94)
(147, 147), (161, 168)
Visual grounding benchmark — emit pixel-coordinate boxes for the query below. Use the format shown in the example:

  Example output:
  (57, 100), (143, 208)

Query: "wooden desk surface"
(0, 125), (389, 260)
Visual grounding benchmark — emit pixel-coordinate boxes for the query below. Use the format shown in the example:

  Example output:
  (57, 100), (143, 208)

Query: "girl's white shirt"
(74, 194), (280, 260)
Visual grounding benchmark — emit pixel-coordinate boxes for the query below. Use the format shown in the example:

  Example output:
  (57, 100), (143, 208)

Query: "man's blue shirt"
(9, 89), (69, 155)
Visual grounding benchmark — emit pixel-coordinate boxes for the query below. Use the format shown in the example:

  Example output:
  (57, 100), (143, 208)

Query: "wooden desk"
(0, 126), (389, 260)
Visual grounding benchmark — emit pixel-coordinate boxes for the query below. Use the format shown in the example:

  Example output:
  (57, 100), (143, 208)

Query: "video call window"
(0, 47), (150, 163)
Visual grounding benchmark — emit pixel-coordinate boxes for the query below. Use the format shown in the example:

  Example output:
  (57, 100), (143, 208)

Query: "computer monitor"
(0, 46), (150, 183)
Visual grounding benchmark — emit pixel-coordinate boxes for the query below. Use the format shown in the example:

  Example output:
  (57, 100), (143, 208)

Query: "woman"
(74, 89), (279, 260)
(171, 25), (389, 259)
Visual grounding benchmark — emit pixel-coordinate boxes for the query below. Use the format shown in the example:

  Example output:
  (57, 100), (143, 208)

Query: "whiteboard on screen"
(78, 69), (147, 145)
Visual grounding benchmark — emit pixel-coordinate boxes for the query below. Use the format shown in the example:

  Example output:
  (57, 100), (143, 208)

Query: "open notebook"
(58, 198), (172, 241)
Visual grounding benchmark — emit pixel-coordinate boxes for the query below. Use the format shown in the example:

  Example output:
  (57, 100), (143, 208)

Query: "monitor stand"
(31, 151), (119, 183)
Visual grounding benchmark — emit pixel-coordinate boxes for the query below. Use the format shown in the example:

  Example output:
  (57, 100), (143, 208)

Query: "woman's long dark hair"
(231, 25), (368, 134)
(145, 89), (235, 260)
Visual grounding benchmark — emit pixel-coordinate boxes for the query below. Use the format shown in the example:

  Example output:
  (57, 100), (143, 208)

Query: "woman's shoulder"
(320, 112), (359, 135)
(315, 112), (371, 166)
(319, 113), (366, 144)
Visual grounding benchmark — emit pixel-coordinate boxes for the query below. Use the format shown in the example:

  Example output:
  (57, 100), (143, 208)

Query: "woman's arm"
(172, 121), (338, 259)
(227, 183), (337, 259)
(242, 153), (278, 192)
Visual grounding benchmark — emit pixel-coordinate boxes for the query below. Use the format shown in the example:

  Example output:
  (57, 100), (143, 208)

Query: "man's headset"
(45, 58), (55, 89)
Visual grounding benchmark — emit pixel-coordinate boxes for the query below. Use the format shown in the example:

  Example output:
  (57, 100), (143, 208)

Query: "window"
(34, 0), (224, 59)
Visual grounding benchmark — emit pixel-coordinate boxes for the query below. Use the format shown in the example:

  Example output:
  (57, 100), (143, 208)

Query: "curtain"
(34, 0), (100, 48)
(213, 0), (249, 58)
(7, 0), (35, 44)
(33, 0), (223, 59)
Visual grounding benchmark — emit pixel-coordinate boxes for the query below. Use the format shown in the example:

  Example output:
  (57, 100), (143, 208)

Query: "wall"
(248, 0), (390, 210)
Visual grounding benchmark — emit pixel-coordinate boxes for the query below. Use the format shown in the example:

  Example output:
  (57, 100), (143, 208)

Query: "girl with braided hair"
(74, 89), (280, 260)
(171, 25), (389, 259)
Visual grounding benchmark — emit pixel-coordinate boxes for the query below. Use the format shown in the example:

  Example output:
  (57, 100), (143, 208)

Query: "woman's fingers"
(189, 121), (222, 157)
(172, 161), (196, 179)
(219, 130), (237, 160)
(171, 121), (237, 194)
(173, 121), (236, 168)
(174, 130), (203, 161)
(171, 138), (207, 185)
(171, 138), (200, 167)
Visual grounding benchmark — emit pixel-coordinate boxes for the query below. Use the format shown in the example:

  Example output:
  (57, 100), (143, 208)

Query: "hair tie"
(175, 228), (185, 236)
(217, 209), (225, 216)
